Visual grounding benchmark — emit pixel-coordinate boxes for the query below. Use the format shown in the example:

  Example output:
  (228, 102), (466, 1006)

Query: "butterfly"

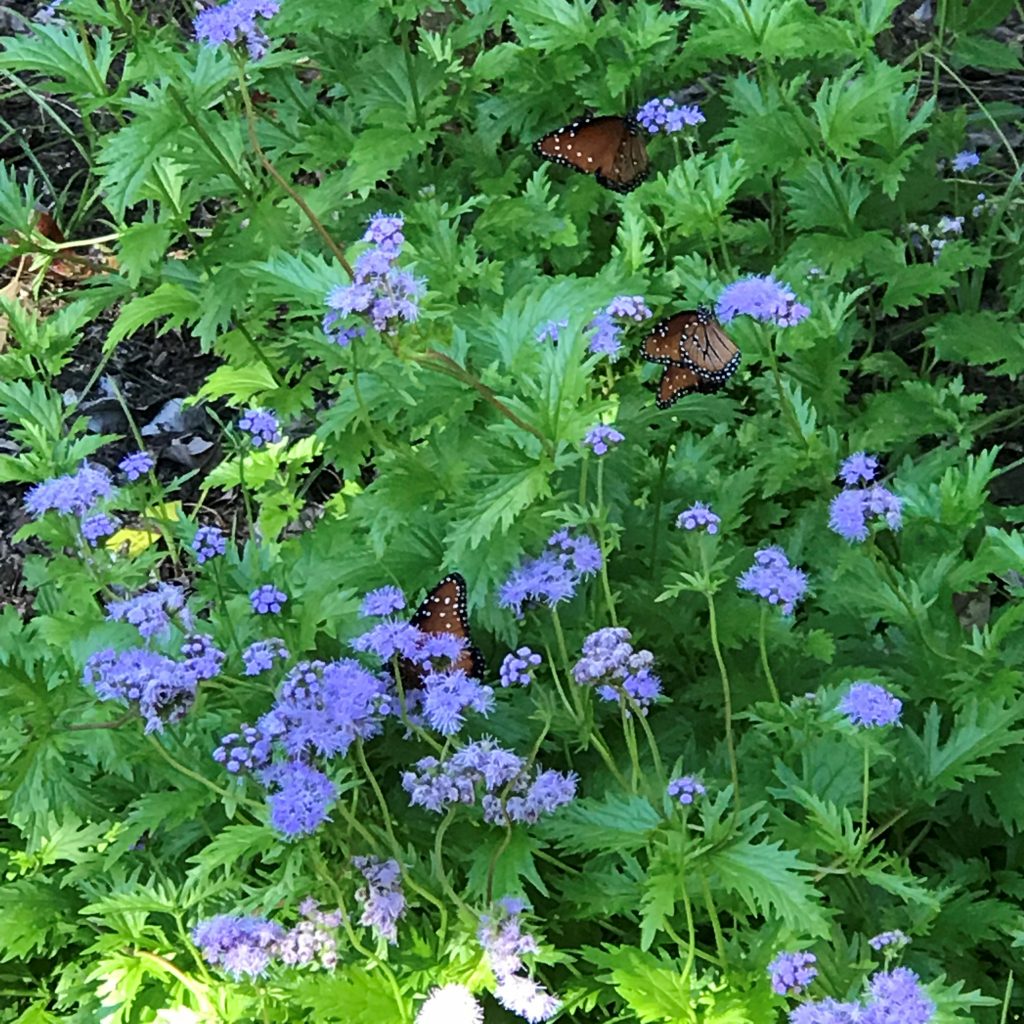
(533, 114), (649, 194)
(400, 573), (485, 688)
(640, 305), (741, 409)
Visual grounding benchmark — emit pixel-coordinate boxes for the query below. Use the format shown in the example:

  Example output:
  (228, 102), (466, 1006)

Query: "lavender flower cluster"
(194, 0), (280, 61)
(587, 294), (653, 360)
(214, 658), (393, 836)
(402, 737), (577, 824)
(716, 274), (810, 327)
(478, 899), (560, 1022)
(352, 855), (406, 944)
(636, 95), (705, 134)
(737, 546), (809, 615)
(769, 950), (818, 995)
(573, 627), (662, 711)
(840, 682), (903, 728)
(192, 899), (341, 979)
(323, 213), (423, 343)
(828, 452), (903, 543)
(498, 528), (602, 618)
(23, 462), (125, 548)
(790, 967), (934, 1024)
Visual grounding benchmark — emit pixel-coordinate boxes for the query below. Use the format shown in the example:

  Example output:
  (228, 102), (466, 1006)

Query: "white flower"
(416, 984), (483, 1024)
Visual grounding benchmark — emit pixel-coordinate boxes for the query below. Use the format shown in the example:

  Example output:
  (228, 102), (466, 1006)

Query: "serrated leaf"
(197, 363), (281, 404)
(537, 795), (661, 854)
(585, 945), (696, 1023)
(105, 283), (199, 349)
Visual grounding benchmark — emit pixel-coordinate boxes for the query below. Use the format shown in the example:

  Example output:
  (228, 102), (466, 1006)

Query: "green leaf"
(953, 34), (1022, 71)
(584, 945), (696, 1023)
(537, 795), (661, 854)
(197, 363), (282, 405)
(105, 283), (199, 349)
(0, 879), (72, 961)
(293, 967), (406, 1022)
(465, 828), (549, 901)
(925, 312), (1024, 376)
(117, 220), (174, 286)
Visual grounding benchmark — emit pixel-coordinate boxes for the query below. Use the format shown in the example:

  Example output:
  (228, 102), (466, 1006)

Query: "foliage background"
(1, 0), (1023, 1020)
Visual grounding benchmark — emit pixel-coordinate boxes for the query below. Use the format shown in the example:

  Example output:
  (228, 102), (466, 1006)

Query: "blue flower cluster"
(238, 408), (281, 448)
(24, 462), (115, 519)
(194, 0), (280, 61)
(583, 424), (624, 456)
(840, 682), (902, 728)
(192, 899), (341, 979)
(251, 583), (287, 614)
(242, 637), (290, 675)
(353, 855), (406, 944)
(192, 525), (228, 563)
(737, 547), (808, 616)
(500, 647), (542, 687)
(81, 512), (118, 547)
(676, 500), (721, 534)
(106, 583), (189, 640)
(790, 967), (934, 1023)
(667, 775), (706, 805)
(498, 528), (602, 618)
(478, 899), (560, 1022)
(716, 274), (810, 327)
(573, 627), (662, 711)
(402, 738), (576, 824)
(323, 213), (423, 343)
(636, 96), (705, 134)
(869, 929), (910, 951)
(119, 450), (154, 481)
(587, 294), (653, 360)
(829, 452), (903, 543)
(769, 950), (818, 995)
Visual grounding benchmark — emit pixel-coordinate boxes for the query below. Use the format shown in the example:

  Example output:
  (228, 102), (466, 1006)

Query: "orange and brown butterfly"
(533, 114), (649, 194)
(399, 573), (485, 689)
(640, 305), (741, 409)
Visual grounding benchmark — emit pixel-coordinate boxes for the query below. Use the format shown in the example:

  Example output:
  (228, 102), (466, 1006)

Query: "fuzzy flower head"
(238, 408), (281, 447)
(181, 634), (226, 680)
(840, 682), (902, 728)
(419, 668), (494, 735)
(536, 318), (568, 344)
(192, 525), (227, 564)
(192, 914), (284, 979)
(24, 463), (115, 520)
(636, 96), (705, 134)
(353, 855), (406, 944)
(251, 584), (287, 615)
(242, 637), (289, 675)
(583, 424), (624, 456)
(360, 585), (406, 617)
(737, 547), (808, 615)
(789, 998), (862, 1024)
(951, 150), (980, 172)
(586, 295), (653, 360)
(276, 899), (342, 970)
(667, 775), (706, 806)
(828, 485), (903, 543)
(119, 451), (154, 481)
(869, 930), (910, 952)
(573, 626), (662, 711)
(106, 583), (188, 640)
(863, 967), (934, 1024)
(839, 451), (879, 486)
(500, 647), (542, 687)
(769, 951), (818, 996)
(498, 529), (602, 618)
(416, 984), (484, 1024)
(81, 513), (118, 547)
(323, 213), (423, 342)
(260, 760), (337, 837)
(194, 0), (279, 59)
(717, 274), (810, 327)
(675, 501), (720, 534)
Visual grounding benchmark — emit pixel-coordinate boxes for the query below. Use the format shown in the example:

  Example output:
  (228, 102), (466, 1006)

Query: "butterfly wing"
(641, 315), (690, 365)
(534, 115), (648, 194)
(402, 573), (484, 688)
(680, 310), (741, 384)
(656, 364), (705, 409)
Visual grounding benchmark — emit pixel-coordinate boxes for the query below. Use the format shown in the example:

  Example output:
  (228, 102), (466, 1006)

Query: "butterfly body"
(534, 115), (649, 194)
(401, 573), (485, 688)
(640, 305), (741, 409)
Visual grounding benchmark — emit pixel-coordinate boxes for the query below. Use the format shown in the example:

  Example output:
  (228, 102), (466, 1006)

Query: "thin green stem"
(596, 459), (618, 626)
(649, 445), (671, 581)
(758, 605), (781, 703)
(168, 85), (251, 197)
(235, 323), (286, 386)
(549, 607), (575, 689)
(706, 592), (740, 809)
(145, 735), (260, 818)
(211, 560), (244, 661)
(861, 744), (870, 835)
(620, 702), (641, 793)
(630, 698), (666, 792)
(700, 870), (728, 968)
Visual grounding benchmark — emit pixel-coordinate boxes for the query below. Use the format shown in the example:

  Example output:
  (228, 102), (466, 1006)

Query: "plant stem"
(235, 322), (286, 386)
(706, 592), (740, 809)
(596, 459), (618, 626)
(700, 870), (728, 968)
(620, 702), (641, 793)
(758, 604), (780, 703)
(649, 445), (671, 581)
(211, 560), (244, 661)
(861, 744), (870, 835)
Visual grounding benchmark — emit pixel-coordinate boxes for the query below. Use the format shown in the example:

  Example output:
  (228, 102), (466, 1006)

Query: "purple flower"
(828, 485), (903, 543)
(951, 150), (979, 172)
(181, 634), (226, 680)
(250, 584), (287, 615)
(242, 637), (289, 675)
(862, 967), (934, 1024)
(583, 424), (624, 456)
(360, 586), (406, 617)
(194, 0), (279, 59)
(840, 682), (902, 728)
(119, 451), (154, 481)
(485, 768), (577, 825)
(416, 984), (484, 1024)
(605, 295), (652, 321)
(260, 760), (337, 837)
(839, 451), (879, 486)
(352, 855), (405, 943)
(494, 975), (561, 1022)
(737, 546), (808, 615)
(192, 525), (228, 564)
(789, 999), (862, 1024)
(573, 627), (662, 711)
(214, 723), (272, 774)
(106, 583), (188, 639)
(352, 620), (423, 661)
(937, 215), (964, 235)
(675, 501), (720, 534)
(238, 408), (281, 447)
(84, 647), (197, 733)
(586, 311), (623, 359)
(536, 319), (568, 344)
(498, 529), (602, 618)
(277, 899), (342, 969)
(420, 668), (494, 735)
(323, 213), (424, 341)
(869, 930), (909, 951)
(500, 647), (542, 687)
(81, 512), (118, 546)
(716, 274), (810, 327)
(636, 96), (705, 134)
(667, 775), (706, 805)
(192, 914), (284, 979)
(769, 950), (818, 996)
(24, 463), (115, 519)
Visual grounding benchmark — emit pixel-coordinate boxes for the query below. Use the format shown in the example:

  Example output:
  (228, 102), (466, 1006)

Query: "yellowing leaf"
(105, 527), (161, 556)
